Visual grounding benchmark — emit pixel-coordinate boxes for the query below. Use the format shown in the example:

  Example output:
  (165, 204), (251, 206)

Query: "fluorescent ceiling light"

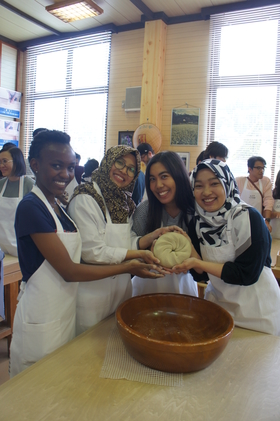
(46, 0), (103, 23)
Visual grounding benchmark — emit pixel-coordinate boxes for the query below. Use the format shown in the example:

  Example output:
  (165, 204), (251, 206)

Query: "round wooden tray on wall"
(133, 123), (162, 153)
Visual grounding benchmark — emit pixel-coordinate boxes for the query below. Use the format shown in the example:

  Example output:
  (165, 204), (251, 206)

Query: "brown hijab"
(70, 145), (141, 223)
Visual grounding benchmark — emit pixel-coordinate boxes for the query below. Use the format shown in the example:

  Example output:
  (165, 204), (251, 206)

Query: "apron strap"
(0, 179), (8, 197)
(246, 177), (264, 200)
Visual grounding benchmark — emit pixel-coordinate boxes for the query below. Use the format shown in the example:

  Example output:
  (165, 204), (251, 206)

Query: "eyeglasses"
(0, 159), (13, 166)
(253, 166), (266, 171)
(114, 158), (136, 178)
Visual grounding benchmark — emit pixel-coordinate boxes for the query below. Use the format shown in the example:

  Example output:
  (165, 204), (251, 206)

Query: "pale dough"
(153, 232), (192, 268)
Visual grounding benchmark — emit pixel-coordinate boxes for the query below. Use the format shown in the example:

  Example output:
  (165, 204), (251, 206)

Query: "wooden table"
(0, 255), (21, 349)
(0, 315), (279, 421)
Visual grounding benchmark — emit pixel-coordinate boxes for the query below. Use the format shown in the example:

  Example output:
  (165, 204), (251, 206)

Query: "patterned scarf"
(191, 159), (251, 253)
(70, 145), (141, 223)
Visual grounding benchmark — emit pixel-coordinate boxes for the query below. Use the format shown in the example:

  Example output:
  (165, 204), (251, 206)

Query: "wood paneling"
(107, 29), (144, 150)
(107, 20), (209, 169)
(140, 20), (166, 129)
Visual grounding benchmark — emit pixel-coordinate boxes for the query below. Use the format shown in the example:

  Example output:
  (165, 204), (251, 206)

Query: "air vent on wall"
(125, 87), (141, 112)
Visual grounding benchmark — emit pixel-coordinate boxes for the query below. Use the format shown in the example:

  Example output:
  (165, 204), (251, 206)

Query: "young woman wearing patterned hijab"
(173, 159), (280, 336)
(68, 145), (175, 335)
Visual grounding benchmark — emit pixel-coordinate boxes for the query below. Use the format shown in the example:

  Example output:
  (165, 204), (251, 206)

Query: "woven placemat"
(100, 324), (183, 387)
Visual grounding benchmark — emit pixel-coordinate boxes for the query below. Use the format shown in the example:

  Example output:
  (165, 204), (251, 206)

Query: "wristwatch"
(265, 218), (271, 223)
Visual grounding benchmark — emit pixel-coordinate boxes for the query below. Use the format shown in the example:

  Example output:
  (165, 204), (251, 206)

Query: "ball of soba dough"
(153, 232), (192, 268)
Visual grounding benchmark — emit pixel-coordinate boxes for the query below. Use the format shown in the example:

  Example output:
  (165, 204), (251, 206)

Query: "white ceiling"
(0, 0), (274, 48)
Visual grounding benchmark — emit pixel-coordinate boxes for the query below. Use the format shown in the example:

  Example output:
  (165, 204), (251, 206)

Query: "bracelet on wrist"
(136, 236), (142, 250)
(265, 218), (271, 223)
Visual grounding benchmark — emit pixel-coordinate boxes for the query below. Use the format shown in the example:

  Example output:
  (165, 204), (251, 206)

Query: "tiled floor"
(0, 338), (10, 385)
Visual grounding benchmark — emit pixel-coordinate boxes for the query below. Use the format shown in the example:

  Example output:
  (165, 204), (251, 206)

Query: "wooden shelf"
(1, 255), (22, 353)
(0, 325), (12, 341)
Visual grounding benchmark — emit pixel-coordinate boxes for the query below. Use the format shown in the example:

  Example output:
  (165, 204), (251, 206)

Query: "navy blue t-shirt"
(15, 192), (76, 282)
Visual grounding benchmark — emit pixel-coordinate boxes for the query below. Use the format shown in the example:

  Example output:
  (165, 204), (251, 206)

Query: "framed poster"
(177, 152), (190, 172)
(118, 131), (134, 147)
(0, 87), (22, 119)
(0, 120), (20, 148)
(171, 108), (199, 146)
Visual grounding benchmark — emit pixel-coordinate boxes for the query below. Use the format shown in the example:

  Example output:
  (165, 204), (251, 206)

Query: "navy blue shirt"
(132, 171), (145, 206)
(15, 192), (76, 282)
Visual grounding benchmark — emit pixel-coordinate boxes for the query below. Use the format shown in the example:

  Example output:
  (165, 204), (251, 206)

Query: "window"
(207, 5), (280, 185)
(23, 32), (111, 165)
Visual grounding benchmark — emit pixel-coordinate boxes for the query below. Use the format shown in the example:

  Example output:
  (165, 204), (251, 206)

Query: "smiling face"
(0, 150), (14, 178)
(30, 143), (76, 201)
(194, 168), (226, 212)
(248, 160), (265, 182)
(149, 162), (176, 207)
(109, 153), (136, 188)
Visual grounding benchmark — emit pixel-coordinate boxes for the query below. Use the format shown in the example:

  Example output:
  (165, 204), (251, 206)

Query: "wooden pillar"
(140, 20), (167, 130)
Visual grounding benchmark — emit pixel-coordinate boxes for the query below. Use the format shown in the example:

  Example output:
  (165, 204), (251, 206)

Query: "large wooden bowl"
(116, 294), (234, 373)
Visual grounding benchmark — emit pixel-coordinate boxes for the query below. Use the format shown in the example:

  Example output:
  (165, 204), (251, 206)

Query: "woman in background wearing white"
(0, 146), (34, 256)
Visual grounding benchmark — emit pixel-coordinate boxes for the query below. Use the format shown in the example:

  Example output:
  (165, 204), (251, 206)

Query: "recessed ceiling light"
(46, 0), (103, 23)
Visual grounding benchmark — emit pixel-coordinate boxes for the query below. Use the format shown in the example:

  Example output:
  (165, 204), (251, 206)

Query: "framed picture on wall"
(177, 152), (190, 172)
(118, 131), (134, 147)
(171, 108), (200, 146)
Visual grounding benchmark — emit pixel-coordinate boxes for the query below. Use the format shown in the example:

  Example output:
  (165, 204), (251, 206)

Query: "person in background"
(74, 152), (85, 184)
(203, 141), (228, 162)
(27, 128), (47, 177)
(10, 130), (164, 378)
(270, 170), (280, 238)
(0, 146), (34, 256)
(189, 150), (205, 176)
(0, 142), (16, 178)
(81, 158), (99, 183)
(235, 156), (273, 233)
(196, 150), (205, 165)
(173, 159), (280, 336)
(68, 145), (171, 335)
(132, 151), (200, 297)
(135, 143), (155, 203)
(137, 143), (154, 166)
(132, 169), (145, 205)
(0, 142), (17, 151)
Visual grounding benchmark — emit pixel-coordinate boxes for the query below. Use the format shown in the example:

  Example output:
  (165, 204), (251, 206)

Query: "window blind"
(207, 5), (280, 185)
(23, 32), (111, 165)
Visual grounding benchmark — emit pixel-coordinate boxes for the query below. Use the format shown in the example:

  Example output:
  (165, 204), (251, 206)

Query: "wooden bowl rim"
(116, 293), (234, 347)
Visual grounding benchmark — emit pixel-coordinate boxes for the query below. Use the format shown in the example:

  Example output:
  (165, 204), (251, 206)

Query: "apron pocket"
(22, 319), (61, 364)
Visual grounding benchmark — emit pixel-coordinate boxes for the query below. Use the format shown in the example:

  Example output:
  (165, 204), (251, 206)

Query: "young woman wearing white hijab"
(68, 145), (172, 335)
(173, 159), (280, 336)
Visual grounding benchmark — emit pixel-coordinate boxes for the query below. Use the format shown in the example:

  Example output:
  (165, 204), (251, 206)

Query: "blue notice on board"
(0, 140), (18, 148)
(0, 107), (20, 118)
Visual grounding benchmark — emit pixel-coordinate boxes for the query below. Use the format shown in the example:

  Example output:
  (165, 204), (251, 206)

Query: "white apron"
(202, 216), (280, 335)
(10, 186), (82, 377)
(270, 199), (280, 239)
(76, 206), (132, 336)
(0, 176), (25, 256)
(240, 178), (263, 215)
(132, 271), (198, 297)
